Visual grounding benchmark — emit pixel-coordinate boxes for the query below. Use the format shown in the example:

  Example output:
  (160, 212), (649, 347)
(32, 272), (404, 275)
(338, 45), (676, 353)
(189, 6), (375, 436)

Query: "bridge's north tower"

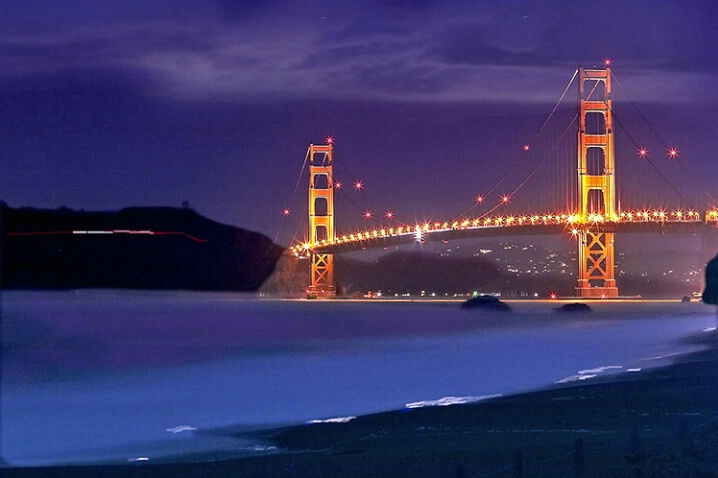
(576, 67), (619, 298)
(306, 143), (336, 298)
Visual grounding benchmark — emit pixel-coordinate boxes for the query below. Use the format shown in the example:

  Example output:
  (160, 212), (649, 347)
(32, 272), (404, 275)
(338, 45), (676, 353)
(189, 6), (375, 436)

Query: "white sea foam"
(554, 374), (597, 384)
(165, 426), (196, 434)
(306, 416), (356, 424)
(578, 365), (622, 375)
(405, 395), (502, 409)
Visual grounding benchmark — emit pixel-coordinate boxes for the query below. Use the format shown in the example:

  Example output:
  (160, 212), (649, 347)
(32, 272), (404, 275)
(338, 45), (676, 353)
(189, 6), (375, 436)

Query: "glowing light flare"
(476, 195), (484, 204)
(354, 181), (364, 190)
(523, 144), (530, 151)
(282, 208), (291, 216)
(549, 292), (558, 300)
(501, 195), (510, 204)
(385, 211), (394, 219)
(364, 211), (373, 219)
(637, 147), (648, 158)
(604, 58), (611, 67)
(335, 181), (342, 189)
(668, 147), (678, 158)
(325, 136), (334, 144)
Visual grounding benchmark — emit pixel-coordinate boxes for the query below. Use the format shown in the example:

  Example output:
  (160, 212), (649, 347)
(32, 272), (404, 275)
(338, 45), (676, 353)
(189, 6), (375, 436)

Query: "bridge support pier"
(306, 143), (336, 299)
(576, 67), (619, 298)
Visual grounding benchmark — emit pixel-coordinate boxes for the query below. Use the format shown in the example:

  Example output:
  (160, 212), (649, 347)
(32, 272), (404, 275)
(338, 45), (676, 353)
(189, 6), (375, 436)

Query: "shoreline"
(8, 331), (718, 477)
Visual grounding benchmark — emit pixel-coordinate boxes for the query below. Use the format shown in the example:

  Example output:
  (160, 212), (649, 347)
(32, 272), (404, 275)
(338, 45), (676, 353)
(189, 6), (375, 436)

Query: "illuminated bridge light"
(335, 181), (342, 189)
(638, 147), (648, 158)
(476, 195), (484, 204)
(501, 195), (510, 204)
(523, 144), (530, 151)
(461, 220), (470, 227)
(484, 218), (491, 226)
(668, 147), (678, 158)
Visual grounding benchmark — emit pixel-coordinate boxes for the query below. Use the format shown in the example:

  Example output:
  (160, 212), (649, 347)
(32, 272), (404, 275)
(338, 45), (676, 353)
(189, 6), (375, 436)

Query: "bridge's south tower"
(306, 143), (336, 298)
(576, 67), (619, 298)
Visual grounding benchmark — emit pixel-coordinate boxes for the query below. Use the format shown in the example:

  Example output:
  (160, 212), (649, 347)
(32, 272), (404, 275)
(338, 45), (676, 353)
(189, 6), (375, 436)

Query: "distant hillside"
(0, 206), (284, 291)
(335, 250), (502, 295)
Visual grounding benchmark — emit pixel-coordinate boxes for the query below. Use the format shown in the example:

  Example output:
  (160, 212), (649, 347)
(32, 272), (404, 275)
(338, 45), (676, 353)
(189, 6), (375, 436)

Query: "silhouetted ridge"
(0, 205), (284, 291)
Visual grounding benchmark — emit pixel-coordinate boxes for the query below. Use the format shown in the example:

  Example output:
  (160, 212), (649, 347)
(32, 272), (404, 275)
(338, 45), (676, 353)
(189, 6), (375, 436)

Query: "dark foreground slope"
(1, 206), (284, 291)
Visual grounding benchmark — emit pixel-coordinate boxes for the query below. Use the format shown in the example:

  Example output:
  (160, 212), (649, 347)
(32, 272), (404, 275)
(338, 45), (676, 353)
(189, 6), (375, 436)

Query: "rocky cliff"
(704, 253), (718, 305)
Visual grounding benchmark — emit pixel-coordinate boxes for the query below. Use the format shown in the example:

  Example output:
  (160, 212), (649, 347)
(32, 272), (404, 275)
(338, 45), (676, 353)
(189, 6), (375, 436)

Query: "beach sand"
(7, 330), (718, 477)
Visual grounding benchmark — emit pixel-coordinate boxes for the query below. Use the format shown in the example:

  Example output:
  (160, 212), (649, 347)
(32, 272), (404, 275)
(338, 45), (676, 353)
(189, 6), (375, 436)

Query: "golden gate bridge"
(283, 66), (718, 299)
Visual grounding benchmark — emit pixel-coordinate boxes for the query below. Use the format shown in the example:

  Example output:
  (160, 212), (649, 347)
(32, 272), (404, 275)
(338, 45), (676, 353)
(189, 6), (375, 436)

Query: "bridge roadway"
(295, 219), (718, 255)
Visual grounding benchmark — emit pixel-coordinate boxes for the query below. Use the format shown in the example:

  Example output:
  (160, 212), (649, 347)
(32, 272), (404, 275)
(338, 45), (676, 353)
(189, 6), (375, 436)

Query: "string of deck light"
(291, 206), (718, 255)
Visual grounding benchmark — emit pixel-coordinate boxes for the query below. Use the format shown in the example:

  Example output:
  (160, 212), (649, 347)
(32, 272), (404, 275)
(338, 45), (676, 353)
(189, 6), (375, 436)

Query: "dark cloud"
(0, 1), (715, 239)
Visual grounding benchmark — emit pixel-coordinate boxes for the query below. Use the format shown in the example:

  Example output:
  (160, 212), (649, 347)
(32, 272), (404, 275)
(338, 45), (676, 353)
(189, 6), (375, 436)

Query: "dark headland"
(0, 205), (284, 290)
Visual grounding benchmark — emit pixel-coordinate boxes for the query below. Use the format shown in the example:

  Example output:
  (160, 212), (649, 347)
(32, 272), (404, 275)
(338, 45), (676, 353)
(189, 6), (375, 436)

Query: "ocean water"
(1, 290), (716, 466)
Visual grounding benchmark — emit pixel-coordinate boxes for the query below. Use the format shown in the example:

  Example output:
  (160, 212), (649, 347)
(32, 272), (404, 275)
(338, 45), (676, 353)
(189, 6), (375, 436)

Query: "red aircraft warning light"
(501, 195), (510, 203)
(523, 144), (530, 151)
(668, 147), (678, 158)
(283, 208), (291, 216)
(354, 181), (363, 190)
(638, 147), (648, 158)
(364, 211), (373, 219)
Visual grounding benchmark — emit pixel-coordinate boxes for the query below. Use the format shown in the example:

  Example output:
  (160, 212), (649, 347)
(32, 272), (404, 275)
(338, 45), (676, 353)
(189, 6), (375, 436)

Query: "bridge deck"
(295, 219), (717, 255)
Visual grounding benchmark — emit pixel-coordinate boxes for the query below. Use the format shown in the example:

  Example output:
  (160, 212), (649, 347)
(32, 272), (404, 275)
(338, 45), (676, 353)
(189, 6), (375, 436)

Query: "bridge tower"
(306, 143), (336, 299)
(576, 67), (619, 298)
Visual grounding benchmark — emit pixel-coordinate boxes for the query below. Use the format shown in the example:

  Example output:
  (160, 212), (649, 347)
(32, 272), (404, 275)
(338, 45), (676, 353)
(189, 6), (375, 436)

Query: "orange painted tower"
(576, 67), (619, 298)
(306, 142), (336, 298)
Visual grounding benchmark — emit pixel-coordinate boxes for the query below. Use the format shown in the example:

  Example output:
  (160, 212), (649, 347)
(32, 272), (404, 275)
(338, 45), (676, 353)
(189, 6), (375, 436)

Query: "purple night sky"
(1, 1), (716, 246)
